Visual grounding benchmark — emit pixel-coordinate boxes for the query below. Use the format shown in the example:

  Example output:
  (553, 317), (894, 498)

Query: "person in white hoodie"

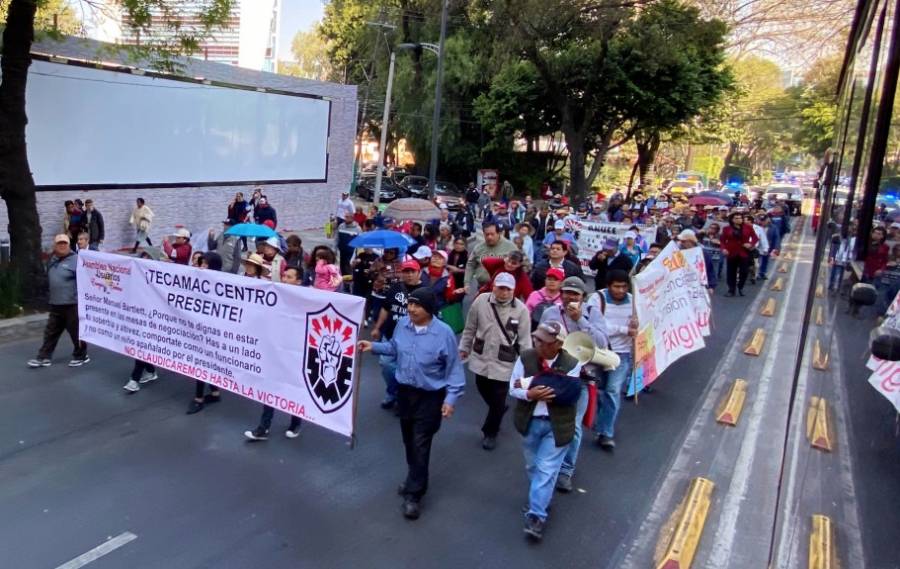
(751, 214), (770, 284)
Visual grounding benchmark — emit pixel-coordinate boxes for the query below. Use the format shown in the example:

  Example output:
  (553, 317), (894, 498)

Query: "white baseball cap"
(493, 272), (516, 290)
(554, 220), (566, 230)
(413, 245), (432, 260)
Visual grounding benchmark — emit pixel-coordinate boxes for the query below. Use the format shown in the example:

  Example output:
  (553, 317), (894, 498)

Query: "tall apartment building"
(82, 0), (279, 72)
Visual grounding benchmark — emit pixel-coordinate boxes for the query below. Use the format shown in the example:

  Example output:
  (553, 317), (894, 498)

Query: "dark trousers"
(397, 384), (445, 501)
(131, 360), (155, 381)
(258, 404), (302, 432)
(37, 304), (86, 359)
(194, 380), (219, 399)
(475, 375), (509, 437)
(726, 256), (751, 293)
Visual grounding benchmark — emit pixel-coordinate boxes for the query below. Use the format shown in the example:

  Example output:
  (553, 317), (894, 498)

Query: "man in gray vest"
(509, 321), (582, 542)
(207, 219), (243, 274)
(539, 276), (608, 493)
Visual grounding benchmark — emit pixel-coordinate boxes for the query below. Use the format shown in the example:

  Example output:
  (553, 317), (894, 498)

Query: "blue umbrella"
(349, 230), (416, 251)
(225, 223), (277, 238)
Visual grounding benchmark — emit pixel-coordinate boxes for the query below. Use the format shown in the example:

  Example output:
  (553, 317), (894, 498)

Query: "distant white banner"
(570, 219), (657, 276)
(866, 289), (900, 413)
(76, 251), (365, 438)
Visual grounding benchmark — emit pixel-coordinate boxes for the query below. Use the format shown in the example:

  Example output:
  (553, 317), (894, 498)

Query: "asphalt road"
(0, 286), (760, 569)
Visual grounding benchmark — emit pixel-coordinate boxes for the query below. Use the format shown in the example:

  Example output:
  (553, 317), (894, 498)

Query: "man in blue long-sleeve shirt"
(359, 288), (464, 520)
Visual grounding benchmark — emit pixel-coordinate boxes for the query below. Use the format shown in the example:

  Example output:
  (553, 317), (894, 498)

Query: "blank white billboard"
(25, 59), (331, 188)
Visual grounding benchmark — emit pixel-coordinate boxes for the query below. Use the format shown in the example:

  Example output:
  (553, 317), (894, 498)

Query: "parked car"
(389, 168), (411, 184)
(398, 176), (430, 199)
(765, 183), (804, 215)
(667, 180), (704, 195)
(432, 181), (464, 211)
(357, 174), (399, 202)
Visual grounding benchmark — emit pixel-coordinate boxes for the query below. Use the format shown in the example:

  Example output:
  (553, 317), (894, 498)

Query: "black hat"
(408, 288), (437, 316)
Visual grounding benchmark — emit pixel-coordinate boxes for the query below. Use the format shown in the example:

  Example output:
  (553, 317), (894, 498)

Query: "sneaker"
(68, 356), (90, 367)
(186, 400), (204, 415)
(285, 426), (302, 439)
(597, 435), (616, 450)
(139, 371), (158, 384)
(27, 358), (51, 368)
(380, 398), (396, 410)
(523, 514), (544, 541)
(725, 291), (735, 297)
(203, 393), (221, 404)
(555, 473), (573, 493)
(243, 428), (269, 441)
(123, 379), (140, 393)
(481, 436), (497, 451)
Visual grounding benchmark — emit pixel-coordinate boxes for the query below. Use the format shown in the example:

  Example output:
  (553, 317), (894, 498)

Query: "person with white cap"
(253, 196), (277, 227)
(260, 235), (286, 282)
(509, 320), (582, 542)
(540, 219), (577, 253)
(336, 189), (356, 221)
(539, 276), (608, 492)
(162, 227), (193, 265)
(412, 245), (433, 269)
(617, 230), (642, 267)
(460, 272), (532, 450)
(27, 234), (89, 368)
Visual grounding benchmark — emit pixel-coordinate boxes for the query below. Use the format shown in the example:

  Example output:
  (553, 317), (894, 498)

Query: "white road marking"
(54, 532), (137, 569)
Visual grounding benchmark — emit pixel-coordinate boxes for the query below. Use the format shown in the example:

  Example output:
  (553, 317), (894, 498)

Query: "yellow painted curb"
(814, 305), (824, 326)
(806, 397), (833, 452)
(785, 251), (795, 260)
(716, 379), (748, 426)
(744, 328), (766, 356)
(760, 298), (777, 316)
(655, 477), (715, 569)
(815, 284), (825, 298)
(771, 277), (785, 291)
(809, 514), (836, 569)
(778, 263), (789, 273)
(812, 339), (829, 370)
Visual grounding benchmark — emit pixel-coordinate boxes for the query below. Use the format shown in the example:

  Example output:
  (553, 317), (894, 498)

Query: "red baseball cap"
(545, 268), (565, 281)
(400, 260), (421, 272)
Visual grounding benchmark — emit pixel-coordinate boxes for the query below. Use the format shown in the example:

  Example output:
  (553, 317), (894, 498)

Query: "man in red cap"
(370, 259), (427, 409)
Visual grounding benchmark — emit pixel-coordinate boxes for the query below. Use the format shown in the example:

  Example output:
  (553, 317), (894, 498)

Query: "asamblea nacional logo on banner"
(303, 304), (357, 413)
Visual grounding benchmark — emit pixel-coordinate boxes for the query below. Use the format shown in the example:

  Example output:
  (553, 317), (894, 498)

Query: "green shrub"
(0, 266), (24, 318)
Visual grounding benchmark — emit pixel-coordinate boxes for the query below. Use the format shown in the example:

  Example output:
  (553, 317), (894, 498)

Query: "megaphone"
(562, 331), (621, 371)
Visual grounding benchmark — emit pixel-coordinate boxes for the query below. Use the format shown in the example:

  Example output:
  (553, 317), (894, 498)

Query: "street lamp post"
(373, 43), (419, 207)
(427, 0), (450, 199)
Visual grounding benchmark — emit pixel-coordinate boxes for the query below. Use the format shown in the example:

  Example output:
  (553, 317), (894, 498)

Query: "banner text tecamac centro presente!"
(76, 251), (365, 438)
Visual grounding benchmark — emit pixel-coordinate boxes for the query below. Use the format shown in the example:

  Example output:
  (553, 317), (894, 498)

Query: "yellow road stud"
(655, 477), (715, 569)
(744, 328), (766, 356)
(815, 284), (824, 298)
(809, 514), (836, 569)
(778, 263), (789, 273)
(806, 397), (833, 452)
(716, 379), (748, 426)
(814, 306), (824, 326)
(760, 298), (776, 316)
(771, 278), (785, 291)
(812, 339), (829, 370)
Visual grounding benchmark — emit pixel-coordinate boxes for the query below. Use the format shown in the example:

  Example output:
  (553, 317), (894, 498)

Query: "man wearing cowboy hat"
(162, 228), (193, 265)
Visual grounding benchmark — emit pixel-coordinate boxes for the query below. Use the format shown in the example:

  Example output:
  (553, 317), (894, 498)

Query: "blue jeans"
(523, 417), (569, 522)
(758, 254), (770, 278)
(828, 265), (845, 291)
(379, 355), (398, 401)
(559, 385), (589, 478)
(595, 352), (633, 438)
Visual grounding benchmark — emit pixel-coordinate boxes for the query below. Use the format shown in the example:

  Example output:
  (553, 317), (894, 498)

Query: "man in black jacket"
(530, 205), (555, 244)
(589, 238), (633, 291)
(83, 199), (105, 250)
(530, 240), (584, 290)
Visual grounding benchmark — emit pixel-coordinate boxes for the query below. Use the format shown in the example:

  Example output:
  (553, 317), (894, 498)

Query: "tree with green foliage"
(0, 0), (236, 304)
(279, 24), (333, 82)
(483, 0), (731, 201)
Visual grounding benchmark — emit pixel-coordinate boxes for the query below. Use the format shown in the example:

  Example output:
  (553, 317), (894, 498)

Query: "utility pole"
(373, 51), (396, 208)
(427, 0), (449, 198)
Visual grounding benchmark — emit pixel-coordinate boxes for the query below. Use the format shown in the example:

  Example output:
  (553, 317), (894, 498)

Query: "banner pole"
(631, 276), (639, 406)
(348, 349), (363, 449)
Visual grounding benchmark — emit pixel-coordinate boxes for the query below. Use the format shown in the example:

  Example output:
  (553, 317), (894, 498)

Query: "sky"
(278, 0), (325, 61)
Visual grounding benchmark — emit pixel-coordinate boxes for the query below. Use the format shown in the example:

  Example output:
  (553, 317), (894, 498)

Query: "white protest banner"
(631, 241), (711, 390)
(569, 219), (656, 276)
(865, 288), (900, 412)
(76, 250), (365, 438)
